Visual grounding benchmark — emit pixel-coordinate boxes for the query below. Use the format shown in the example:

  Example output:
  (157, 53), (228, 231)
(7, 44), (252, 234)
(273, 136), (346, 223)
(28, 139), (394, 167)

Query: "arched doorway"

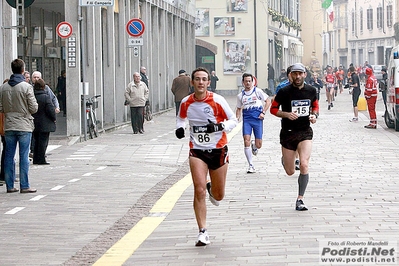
(195, 39), (218, 73)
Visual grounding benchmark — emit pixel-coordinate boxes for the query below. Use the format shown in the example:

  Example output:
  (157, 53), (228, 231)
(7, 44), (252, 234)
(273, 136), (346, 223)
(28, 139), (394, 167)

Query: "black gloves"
(206, 119), (225, 133)
(176, 120), (224, 139)
(175, 127), (185, 139)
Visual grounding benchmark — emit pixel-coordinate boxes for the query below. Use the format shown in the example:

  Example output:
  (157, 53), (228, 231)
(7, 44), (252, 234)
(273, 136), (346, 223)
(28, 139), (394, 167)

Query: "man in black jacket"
(56, 70), (67, 116)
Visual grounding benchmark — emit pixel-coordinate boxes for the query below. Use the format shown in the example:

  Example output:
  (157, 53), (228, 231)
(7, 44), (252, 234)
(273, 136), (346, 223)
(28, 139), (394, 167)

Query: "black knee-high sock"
(298, 174), (309, 196)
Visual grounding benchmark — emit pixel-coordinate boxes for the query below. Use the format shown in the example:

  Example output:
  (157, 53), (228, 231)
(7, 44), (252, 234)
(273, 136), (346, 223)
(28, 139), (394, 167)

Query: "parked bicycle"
(86, 95), (101, 139)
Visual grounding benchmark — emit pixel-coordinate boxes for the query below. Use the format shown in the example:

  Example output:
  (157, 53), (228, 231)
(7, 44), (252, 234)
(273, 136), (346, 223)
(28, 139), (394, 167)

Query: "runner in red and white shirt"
(335, 65), (345, 94)
(324, 66), (336, 110)
(175, 67), (237, 246)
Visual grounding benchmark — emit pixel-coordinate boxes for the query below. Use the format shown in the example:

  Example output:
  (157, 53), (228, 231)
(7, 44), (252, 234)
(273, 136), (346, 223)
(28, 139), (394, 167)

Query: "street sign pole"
(17, 0), (26, 64)
(78, 5), (87, 139)
(17, 0), (25, 37)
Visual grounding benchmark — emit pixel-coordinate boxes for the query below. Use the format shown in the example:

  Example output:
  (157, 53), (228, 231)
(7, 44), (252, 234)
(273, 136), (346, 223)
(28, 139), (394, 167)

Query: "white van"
(385, 46), (399, 131)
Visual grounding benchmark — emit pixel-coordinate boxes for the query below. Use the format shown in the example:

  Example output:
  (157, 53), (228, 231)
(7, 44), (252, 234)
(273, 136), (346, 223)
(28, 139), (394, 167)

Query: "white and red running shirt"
(177, 91), (238, 149)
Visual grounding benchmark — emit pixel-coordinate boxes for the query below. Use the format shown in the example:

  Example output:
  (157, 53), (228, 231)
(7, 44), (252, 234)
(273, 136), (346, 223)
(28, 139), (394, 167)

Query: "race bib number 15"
(291, 99), (311, 117)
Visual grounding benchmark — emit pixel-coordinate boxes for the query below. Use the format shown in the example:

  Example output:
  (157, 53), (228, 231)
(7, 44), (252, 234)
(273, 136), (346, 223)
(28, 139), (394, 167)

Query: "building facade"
(347, 0), (396, 67)
(194, 0), (303, 94)
(268, 0), (303, 73)
(300, 0), (324, 74)
(302, 0), (398, 72)
(0, 0), (195, 137)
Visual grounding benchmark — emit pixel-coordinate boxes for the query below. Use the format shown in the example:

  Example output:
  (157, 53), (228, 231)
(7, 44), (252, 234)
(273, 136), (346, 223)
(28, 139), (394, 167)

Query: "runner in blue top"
(275, 65), (293, 95)
(236, 73), (271, 173)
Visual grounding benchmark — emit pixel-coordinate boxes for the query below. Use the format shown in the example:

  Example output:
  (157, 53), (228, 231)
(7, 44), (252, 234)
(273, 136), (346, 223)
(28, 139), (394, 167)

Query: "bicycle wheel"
(87, 117), (94, 139)
(91, 111), (98, 138)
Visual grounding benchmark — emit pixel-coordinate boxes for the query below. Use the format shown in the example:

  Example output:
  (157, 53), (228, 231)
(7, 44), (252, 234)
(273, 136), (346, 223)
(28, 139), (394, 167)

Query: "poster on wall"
(223, 39), (251, 74)
(195, 9), (209, 37)
(214, 17), (235, 36)
(227, 0), (248, 12)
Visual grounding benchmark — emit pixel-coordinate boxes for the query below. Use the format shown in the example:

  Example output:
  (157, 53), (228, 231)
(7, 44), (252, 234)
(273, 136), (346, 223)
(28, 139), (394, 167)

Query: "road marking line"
(227, 121), (242, 142)
(47, 145), (62, 153)
(51, 185), (65, 191)
(144, 156), (170, 159)
(5, 207), (25, 214)
(93, 124), (241, 265)
(30, 195), (47, 201)
(150, 174), (192, 213)
(83, 172), (93, 176)
(93, 174), (192, 266)
(68, 178), (81, 182)
(96, 166), (107, 170)
(93, 217), (165, 266)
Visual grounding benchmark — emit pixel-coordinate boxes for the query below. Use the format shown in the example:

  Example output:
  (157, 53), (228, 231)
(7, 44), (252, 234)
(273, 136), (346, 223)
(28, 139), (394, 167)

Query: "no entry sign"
(126, 18), (145, 37)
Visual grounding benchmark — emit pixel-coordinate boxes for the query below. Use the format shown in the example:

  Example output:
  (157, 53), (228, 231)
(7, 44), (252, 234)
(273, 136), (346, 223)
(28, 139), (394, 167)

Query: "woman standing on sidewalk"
(32, 79), (56, 165)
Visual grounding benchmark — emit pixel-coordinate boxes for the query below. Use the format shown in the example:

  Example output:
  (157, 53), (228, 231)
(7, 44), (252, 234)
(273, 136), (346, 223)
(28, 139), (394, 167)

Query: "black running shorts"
(189, 146), (229, 170)
(280, 127), (313, 151)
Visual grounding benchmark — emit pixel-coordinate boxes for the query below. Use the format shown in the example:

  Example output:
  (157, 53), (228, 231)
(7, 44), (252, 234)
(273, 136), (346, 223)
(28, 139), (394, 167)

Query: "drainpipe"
(355, 0), (358, 39)
(382, 0), (386, 34)
(253, 0), (258, 77)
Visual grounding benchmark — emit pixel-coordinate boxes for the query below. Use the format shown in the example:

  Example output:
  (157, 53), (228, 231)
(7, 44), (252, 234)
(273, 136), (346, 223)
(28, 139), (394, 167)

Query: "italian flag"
(322, 0), (334, 22)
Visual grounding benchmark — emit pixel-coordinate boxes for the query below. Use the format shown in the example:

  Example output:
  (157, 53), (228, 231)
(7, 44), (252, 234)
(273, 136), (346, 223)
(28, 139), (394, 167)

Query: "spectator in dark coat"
(278, 69), (288, 83)
(32, 79), (56, 165)
(171, 69), (191, 116)
(56, 70), (66, 116)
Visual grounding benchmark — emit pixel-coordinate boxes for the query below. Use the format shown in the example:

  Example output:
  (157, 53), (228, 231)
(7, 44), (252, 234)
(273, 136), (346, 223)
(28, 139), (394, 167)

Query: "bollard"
(357, 96), (367, 111)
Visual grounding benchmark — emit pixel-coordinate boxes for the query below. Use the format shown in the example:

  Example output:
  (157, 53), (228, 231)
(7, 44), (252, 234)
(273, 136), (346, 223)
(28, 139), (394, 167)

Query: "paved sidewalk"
(0, 90), (398, 265)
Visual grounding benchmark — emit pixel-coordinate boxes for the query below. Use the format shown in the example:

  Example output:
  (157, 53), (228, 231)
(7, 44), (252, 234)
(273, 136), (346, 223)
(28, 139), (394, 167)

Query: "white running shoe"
(206, 182), (220, 206)
(195, 229), (210, 246)
(247, 164), (256, 173)
(251, 140), (258, 156)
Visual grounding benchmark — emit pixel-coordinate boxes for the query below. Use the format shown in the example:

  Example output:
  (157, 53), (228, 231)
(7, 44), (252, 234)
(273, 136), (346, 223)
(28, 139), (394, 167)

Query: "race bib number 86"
(192, 126), (215, 144)
(291, 99), (311, 117)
